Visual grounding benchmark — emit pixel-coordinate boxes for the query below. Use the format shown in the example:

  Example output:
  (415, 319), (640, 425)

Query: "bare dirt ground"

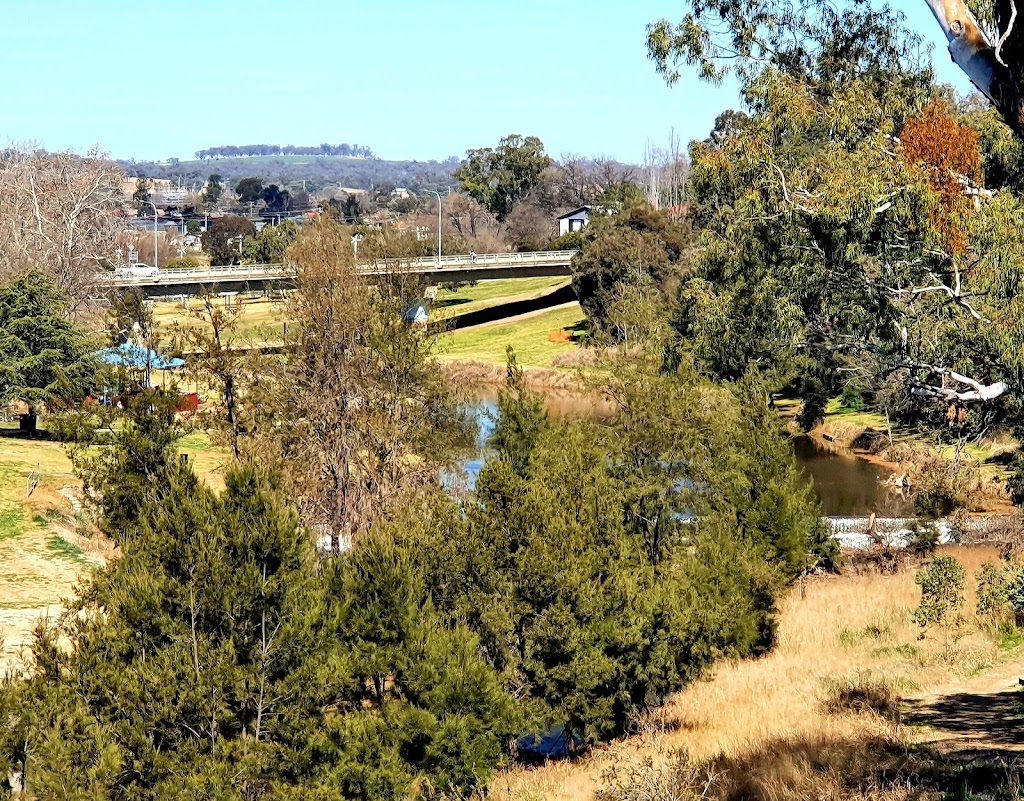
(907, 657), (1024, 757)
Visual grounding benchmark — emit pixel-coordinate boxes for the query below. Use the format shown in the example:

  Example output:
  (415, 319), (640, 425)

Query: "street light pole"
(138, 199), (159, 271)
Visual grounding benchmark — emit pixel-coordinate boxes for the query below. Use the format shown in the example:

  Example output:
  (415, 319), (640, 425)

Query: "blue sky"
(1, 0), (973, 164)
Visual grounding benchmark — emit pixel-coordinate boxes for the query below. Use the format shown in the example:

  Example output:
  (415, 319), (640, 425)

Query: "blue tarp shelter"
(95, 343), (186, 370)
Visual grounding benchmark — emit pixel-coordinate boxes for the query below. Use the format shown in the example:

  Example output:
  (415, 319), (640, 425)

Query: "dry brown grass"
(492, 546), (1018, 801)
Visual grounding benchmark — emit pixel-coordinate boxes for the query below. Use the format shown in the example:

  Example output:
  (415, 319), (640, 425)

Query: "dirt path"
(906, 656), (1024, 756)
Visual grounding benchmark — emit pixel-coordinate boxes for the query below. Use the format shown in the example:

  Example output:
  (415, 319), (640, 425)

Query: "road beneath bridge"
(101, 250), (577, 298)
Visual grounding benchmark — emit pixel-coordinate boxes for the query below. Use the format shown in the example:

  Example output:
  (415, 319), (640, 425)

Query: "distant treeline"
(195, 143), (374, 160)
(120, 155), (459, 195)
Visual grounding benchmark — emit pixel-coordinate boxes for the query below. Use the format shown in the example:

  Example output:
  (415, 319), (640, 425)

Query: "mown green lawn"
(435, 304), (587, 368)
(431, 277), (570, 320)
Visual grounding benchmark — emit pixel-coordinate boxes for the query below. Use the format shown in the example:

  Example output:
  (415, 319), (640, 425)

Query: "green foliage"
(6, 406), (517, 798)
(242, 219), (299, 264)
(549, 229), (585, 252)
(1008, 453), (1024, 506)
(976, 562), (1013, 624)
(164, 255), (201, 270)
(201, 214), (256, 265)
(571, 203), (690, 337)
(72, 389), (184, 545)
(905, 520), (941, 556)
(454, 134), (553, 220)
(133, 176), (152, 217)
(646, 0), (930, 101)
(796, 378), (828, 432)
(261, 183), (291, 213)
(203, 172), (223, 206)
(490, 347), (549, 476)
(839, 383), (866, 411)
(404, 359), (820, 745)
(235, 176), (263, 204)
(914, 556), (967, 645)
(0, 269), (97, 417)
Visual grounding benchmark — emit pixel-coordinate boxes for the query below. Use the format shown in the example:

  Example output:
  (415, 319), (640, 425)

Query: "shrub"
(914, 555), (966, 657)
(164, 256), (200, 270)
(905, 520), (941, 556)
(839, 383), (866, 411)
(796, 378), (827, 432)
(597, 749), (713, 801)
(976, 562), (1012, 625)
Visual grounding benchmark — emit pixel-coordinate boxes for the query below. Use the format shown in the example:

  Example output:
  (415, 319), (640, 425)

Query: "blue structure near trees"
(95, 343), (185, 370)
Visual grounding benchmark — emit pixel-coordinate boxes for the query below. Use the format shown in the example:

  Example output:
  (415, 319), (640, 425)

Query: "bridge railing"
(98, 250), (579, 286)
(387, 250), (578, 270)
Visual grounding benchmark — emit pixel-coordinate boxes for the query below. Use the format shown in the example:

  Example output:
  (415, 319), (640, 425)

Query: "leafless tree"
(641, 130), (690, 210)
(262, 218), (472, 550)
(0, 145), (125, 308)
(505, 201), (556, 250)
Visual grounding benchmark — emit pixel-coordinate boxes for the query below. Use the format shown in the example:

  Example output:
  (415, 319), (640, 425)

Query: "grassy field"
(431, 277), (570, 321)
(0, 427), (230, 667)
(494, 545), (1024, 801)
(148, 280), (587, 371)
(152, 295), (291, 347)
(0, 434), (97, 665)
(435, 303), (588, 368)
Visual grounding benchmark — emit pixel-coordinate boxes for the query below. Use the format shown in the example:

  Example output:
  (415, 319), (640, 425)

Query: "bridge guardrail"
(98, 250), (579, 287)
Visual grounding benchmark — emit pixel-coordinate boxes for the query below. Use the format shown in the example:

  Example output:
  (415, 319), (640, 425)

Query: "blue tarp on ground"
(95, 343), (185, 370)
(516, 725), (581, 761)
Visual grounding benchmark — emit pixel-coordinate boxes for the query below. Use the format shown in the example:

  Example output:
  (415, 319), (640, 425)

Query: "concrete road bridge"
(101, 250), (577, 298)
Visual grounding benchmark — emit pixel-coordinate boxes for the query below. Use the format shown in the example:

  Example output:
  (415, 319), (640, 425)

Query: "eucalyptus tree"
(648, 0), (1024, 440)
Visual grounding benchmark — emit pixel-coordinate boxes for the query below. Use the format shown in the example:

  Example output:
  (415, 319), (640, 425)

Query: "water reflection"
(792, 435), (914, 517)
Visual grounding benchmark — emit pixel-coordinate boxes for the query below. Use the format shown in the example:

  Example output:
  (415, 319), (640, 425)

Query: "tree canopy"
(0, 270), (96, 421)
(202, 215), (257, 265)
(454, 134), (554, 220)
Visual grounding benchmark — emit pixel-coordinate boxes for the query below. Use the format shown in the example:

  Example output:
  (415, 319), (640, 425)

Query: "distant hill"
(118, 154), (460, 195)
(195, 143), (374, 160)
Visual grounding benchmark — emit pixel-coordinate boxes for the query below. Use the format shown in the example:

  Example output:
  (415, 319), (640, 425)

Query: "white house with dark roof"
(557, 206), (591, 236)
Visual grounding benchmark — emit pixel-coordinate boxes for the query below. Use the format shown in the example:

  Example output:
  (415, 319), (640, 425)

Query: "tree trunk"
(924, 0), (1024, 137)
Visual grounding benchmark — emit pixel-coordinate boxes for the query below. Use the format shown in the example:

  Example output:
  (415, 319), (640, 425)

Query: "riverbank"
(492, 544), (1024, 801)
(771, 399), (1017, 515)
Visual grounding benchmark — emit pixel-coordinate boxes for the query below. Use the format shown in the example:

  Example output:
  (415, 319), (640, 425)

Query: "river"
(461, 395), (912, 518)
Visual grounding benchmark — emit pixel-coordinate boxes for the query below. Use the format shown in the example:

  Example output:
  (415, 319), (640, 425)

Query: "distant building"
(557, 206), (591, 236)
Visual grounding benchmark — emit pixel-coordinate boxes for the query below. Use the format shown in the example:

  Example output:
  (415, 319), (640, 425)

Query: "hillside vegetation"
(120, 154), (459, 194)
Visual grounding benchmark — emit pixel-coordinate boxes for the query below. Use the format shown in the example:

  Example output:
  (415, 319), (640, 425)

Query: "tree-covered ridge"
(195, 143), (374, 160)
(119, 155), (459, 195)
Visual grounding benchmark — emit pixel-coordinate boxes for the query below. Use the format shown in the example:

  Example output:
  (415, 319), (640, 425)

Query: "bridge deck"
(102, 251), (577, 297)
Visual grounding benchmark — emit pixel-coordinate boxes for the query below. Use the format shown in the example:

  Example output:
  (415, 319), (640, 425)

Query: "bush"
(796, 377), (828, 432)
(905, 520), (940, 556)
(976, 562), (1013, 627)
(597, 749), (712, 801)
(164, 256), (200, 270)
(1008, 453), (1024, 506)
(914, 556), (966, 657)
(839, 383), (866, 411)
